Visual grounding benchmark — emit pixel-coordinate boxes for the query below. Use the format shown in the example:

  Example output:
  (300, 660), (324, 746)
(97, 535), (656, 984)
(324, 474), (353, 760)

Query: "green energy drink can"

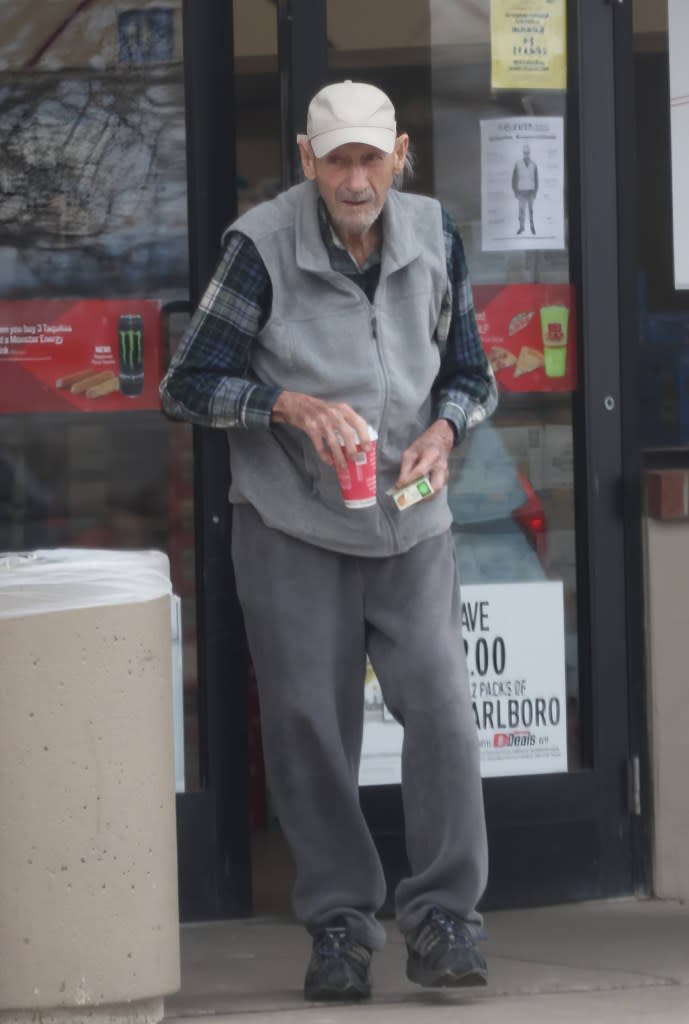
(118, 314), (144, 397)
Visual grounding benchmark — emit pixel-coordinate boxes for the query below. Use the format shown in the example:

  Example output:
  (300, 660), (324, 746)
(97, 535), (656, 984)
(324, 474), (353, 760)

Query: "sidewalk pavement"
(164, 897), (689, 1023)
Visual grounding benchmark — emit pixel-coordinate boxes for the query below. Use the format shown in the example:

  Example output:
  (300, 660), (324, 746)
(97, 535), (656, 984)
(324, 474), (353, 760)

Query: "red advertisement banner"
(473, 284), (577, 393)
(0, 299), (162, 414)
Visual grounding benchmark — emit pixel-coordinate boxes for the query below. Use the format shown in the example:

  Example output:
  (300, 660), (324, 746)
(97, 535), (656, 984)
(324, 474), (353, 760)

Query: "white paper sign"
(467, 580), (568, 776)
(669, 0), (689, 290)
(359, 580), (568, 785)
(480, 117), (565, 252)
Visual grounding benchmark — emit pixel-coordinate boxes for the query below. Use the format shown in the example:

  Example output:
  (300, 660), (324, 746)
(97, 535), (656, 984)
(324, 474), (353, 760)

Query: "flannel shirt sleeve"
(159, 232), (280, 429)
(433, 208), (498, 445)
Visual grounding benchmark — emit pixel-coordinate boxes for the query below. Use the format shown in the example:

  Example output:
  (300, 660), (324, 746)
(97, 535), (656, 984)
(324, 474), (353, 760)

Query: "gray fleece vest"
(227, 180), (453, 557)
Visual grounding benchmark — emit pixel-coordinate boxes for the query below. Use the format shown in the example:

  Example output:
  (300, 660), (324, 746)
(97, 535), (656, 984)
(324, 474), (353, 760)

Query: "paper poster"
(359, 581), (569, 785)
(473, 283), (576, 393)
(669, 0), (689, 289)
(491, 0), (567, 91)
(481, 116), (565, 251)
(0, 299), (162, 414)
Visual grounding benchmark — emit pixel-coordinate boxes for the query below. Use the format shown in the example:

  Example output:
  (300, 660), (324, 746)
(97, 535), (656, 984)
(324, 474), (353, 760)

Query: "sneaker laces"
(430, 908), (469, 945)
(413, 908), (472, 956)
(314, 925), (369, 964)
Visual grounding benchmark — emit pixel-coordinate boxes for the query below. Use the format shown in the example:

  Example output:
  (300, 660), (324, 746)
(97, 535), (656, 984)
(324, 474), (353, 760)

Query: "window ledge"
(647, 469), (689, 521)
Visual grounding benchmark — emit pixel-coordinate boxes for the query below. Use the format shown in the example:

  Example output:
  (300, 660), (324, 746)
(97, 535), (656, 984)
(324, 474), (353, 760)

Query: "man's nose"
(347, 165), (369, 191)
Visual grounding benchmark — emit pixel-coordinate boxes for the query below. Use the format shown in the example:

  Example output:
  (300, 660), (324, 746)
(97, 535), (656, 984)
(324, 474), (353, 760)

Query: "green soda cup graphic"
(540, 305), (569, 378)
(118, 314), (144, 396)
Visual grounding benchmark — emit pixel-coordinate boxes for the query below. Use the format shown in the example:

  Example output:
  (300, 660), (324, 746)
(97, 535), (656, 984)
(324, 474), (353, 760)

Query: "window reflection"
(0, 1), (199, 790)
(634, 0), (689, 450)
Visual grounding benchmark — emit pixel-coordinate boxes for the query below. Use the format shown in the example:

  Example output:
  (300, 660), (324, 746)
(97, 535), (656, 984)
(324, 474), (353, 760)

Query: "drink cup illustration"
(118, 314), (144, 396)
(334, 425), (378, 509)
(540, 305), (569, 379)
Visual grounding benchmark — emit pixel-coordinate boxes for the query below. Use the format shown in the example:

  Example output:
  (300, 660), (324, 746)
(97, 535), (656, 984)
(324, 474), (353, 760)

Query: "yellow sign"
(491, 0), (567, 91)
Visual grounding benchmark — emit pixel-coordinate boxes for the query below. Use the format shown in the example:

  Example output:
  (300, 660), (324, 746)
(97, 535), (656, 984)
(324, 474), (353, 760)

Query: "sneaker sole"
(406, 958), (488, 989)
(304, 982), (371, 1002)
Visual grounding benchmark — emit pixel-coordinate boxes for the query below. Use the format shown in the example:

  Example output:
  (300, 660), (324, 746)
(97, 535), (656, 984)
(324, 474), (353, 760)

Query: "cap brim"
(309, 125), (396, 158)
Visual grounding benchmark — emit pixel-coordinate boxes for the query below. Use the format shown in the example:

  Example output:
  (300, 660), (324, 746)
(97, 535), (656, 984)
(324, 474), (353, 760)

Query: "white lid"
(0, 548), (172, 619)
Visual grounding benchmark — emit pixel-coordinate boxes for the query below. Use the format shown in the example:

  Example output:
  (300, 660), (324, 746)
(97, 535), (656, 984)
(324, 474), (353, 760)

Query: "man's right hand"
(271, 390), (371, 468)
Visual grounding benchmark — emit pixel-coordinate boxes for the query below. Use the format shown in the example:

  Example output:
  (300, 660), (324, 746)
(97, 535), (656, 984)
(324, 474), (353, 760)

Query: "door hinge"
(629, 755), (642, 816)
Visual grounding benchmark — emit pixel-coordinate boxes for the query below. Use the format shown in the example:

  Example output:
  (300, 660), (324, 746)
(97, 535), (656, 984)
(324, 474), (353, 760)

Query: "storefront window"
(634, 0), (689, 450)
(326, 0), (581, 780)
(233, 0), (281, 214)
(0, 1), (200, 790)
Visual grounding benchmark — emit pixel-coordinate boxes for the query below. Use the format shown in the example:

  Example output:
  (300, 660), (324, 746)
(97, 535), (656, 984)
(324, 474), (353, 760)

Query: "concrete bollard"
(0, 551), (181, 1024)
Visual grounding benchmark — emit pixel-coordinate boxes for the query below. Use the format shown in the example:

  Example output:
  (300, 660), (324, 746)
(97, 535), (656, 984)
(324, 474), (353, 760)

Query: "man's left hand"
(395, 419), (455, 499)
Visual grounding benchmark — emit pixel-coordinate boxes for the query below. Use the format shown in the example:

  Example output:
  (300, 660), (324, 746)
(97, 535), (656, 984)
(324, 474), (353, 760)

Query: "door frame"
(175, 0), (329, 922)
(176, 0), (250, 922)
(612, 0), (652, 895)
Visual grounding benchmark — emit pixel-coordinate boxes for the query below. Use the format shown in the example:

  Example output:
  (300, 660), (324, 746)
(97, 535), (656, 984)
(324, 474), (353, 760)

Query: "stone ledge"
(646, 469), (689, 520)
(0, 996), (163, 1024)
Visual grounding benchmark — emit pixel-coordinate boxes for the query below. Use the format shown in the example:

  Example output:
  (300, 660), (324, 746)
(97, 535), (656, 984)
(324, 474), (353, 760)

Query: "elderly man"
(161, 80), (497, 1002)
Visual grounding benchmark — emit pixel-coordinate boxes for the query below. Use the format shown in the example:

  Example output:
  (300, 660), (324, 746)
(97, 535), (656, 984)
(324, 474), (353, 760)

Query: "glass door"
(315, 0), (636, 906)
(0, 0), (252, 920)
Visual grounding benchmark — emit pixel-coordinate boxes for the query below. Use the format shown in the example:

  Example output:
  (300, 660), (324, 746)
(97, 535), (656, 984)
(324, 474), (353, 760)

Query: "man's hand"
(272, 390), (371, 468)
(395, 419), (455, 499)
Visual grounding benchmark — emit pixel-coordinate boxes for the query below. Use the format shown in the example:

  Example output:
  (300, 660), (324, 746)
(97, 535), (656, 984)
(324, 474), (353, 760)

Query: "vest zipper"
(368, 305), (399, 553)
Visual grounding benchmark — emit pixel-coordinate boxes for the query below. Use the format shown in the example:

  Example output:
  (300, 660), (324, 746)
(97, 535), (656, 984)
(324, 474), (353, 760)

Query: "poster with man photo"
(480, 117), (565, 251)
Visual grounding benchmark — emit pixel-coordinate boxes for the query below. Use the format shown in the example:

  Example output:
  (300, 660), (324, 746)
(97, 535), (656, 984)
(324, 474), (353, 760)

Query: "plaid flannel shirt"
(160, 199), (497, 444)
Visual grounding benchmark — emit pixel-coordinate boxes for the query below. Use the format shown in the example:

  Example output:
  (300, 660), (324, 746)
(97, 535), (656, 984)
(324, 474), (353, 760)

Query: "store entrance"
(179, 0), (646, 920)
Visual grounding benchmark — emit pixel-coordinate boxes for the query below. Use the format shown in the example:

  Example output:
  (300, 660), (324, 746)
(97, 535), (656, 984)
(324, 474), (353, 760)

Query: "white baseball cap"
(306, 80), (397, 158)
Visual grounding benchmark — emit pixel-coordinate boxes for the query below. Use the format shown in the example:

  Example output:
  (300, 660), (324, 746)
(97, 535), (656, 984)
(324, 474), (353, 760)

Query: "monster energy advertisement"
(0, 299), (161, 414)
(118, 314), (145, 396)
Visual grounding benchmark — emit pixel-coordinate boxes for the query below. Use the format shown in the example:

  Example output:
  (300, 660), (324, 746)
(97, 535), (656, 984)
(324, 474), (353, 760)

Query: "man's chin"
(332, 207), (380, 237)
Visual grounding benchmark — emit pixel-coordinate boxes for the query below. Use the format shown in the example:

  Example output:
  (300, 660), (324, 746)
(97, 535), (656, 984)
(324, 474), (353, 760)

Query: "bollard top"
(0, 548), (172, 619)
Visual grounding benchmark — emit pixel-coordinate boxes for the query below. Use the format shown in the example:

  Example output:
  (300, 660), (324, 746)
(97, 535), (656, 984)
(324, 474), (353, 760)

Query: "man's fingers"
(427, 462), (448, 496)
(325, 422), (350, 467)
(308, 419), (348, 467)
(408, 446), (439, 478)
(397, 443), (450, 490)
(339, 408), (372, 452)
(395, 449), (423, 488)
(327, 407), (372, 462)
(307, 411), (363, 467)
(274, 392), (373, 468)
(311, 432), (337, 467)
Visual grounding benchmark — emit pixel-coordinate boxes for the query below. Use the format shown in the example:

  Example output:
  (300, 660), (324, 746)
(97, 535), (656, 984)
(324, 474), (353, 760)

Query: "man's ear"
(297, 135), (317, 181)
(392, 133), (409, 177)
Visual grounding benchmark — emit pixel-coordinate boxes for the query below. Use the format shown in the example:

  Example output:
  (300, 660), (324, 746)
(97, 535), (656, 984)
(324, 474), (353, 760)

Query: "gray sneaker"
(304, 921), (372, 1001)
(405, 907), (487, 988)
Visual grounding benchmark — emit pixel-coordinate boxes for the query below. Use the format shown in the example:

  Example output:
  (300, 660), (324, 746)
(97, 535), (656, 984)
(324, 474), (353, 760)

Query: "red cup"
(335, 425), (378, 509)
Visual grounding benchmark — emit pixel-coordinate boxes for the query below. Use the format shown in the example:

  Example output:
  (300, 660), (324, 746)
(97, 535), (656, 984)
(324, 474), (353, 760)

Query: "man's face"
(523, 146), (531, 161)
(299, 135), (409, 239)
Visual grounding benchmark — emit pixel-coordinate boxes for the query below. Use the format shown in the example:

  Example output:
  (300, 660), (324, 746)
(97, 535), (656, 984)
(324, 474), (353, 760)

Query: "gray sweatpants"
(232, 503), (488, 951)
